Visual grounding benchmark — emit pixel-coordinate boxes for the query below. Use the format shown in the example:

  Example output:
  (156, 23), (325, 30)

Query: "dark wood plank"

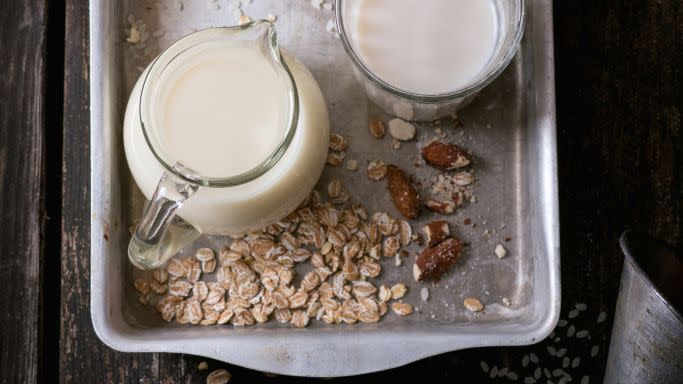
(0, 1), (48, 383)
(555, 0), (682, 322)
(59, 1), (203, 383)
(59, 0), (682, 383)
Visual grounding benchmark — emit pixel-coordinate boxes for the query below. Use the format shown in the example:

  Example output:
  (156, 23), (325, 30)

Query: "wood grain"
(58, 1), (201, 383)
(54, 1), (682, 383)
(0, 1), (48, 383)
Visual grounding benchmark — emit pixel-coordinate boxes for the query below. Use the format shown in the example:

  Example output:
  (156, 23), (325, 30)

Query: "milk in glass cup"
(123, 22), (330, 269)
(336, 0), (525, 121)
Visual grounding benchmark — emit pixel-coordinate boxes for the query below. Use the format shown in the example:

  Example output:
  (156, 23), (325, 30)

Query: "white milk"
(124, 42), (329, 235)
(155, 46), (290, 177)
(350, 0), (498, 95)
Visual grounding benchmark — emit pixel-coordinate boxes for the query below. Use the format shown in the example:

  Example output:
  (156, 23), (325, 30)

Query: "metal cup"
(604, 231), (683, 384)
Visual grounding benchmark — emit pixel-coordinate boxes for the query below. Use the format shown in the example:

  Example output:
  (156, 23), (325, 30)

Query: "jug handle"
(128, 170), (200, 270)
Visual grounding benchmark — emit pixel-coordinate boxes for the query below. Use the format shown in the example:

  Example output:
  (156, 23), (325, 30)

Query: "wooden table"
(0, 1), (680, 382)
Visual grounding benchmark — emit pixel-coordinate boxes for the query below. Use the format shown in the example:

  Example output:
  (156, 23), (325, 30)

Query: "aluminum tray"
(90, 0), (559, 377)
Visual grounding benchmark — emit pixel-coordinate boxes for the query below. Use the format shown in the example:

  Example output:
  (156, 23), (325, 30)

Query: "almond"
(413, 237), (462, 281)
(426, 198), (455, 214)
(421, 141), (471, 170)
(422, 220), (450, 247)
(386, 165), (421, 219)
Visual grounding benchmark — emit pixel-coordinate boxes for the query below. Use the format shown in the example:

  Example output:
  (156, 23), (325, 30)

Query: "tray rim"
(89, 0), (560, 377)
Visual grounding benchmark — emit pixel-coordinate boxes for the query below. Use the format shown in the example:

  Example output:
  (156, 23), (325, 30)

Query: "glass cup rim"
(138, 22), (300, 187)
(334, 0), (526, 103)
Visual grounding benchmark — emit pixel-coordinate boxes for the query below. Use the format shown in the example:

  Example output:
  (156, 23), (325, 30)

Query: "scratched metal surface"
(90, 0), (559, 376)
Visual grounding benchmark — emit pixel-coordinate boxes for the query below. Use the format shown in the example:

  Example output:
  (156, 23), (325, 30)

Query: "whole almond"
(422, 141), (471, 170)
(413, 237), (462, 281)
(386, 165), (421, 219)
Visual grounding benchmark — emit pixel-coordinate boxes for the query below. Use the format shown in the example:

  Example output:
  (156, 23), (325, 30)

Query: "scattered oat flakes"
(291, 310), (310, 328)
(392, 139), (402, 150)
(134, 278), (150, 295)
(392, 102), (414, 120)
(153, 268), (168, 284)
(421, 287), (429, 301)
(502, 297), (511, 306)
(390, 283), (407, 299)
(378, 285), (391, 302)
(329, 133), (349, 151)
(195, 248), (215, 262)
(388, 118), (415, 141)
(346, 159), (358, 171)
(166, 257), (187, 277)
(391, 301), (413, 316)
(398, 220), (412, 246)
(367, 160), (387, 181)
(495, 244), (507, 259)
(198, 361), (208, 371)
(138, 187), (417, 328)
(328, 179), (343, 199)
(369, 119), (385, 138)
(352, 281), (377, 298)
(464, 297), (484, 312)
(326, 151), (345, 166)
(201, 259), (216, 273)
(395, 253), (402, 266)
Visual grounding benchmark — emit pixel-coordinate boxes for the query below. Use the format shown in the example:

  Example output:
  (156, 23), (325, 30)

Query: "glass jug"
(123, 22), (330, 270)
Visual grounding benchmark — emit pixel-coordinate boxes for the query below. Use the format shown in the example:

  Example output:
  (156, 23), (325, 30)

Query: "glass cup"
(335, 0), (525, 121)
(124, 22), (330, 269)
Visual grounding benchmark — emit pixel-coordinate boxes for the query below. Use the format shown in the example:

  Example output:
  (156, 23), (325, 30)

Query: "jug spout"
(236, 20), (284, 66)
